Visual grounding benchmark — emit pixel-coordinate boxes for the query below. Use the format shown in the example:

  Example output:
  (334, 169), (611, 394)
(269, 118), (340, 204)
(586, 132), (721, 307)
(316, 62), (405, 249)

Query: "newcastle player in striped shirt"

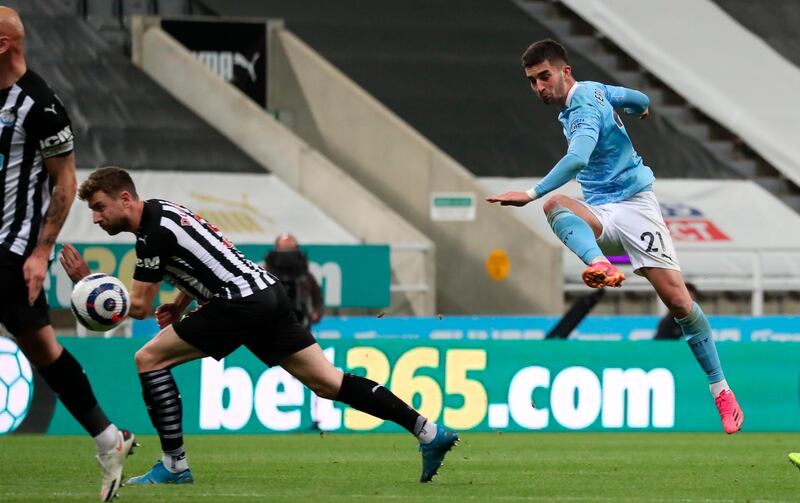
(0, 7), (133, 501)
(61, 166), (458, 487)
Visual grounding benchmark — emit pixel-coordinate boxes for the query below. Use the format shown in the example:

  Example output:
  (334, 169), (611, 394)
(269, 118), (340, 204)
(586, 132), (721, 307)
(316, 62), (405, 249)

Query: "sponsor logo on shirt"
(39, 125), (73, 150)
(136, 256), (160, 269)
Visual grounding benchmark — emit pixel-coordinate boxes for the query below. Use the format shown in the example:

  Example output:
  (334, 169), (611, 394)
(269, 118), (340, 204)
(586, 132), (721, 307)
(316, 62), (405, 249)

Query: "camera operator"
(264, 233), (323, 330)
(265, 233), (325, 430)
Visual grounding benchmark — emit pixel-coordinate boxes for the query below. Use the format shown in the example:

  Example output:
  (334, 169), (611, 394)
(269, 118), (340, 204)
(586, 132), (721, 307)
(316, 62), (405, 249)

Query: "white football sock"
(416, 419), (438, 444)
(163, 448), (189, 473)
(710, 379), (730, 398)
(93, 424), (120, 454)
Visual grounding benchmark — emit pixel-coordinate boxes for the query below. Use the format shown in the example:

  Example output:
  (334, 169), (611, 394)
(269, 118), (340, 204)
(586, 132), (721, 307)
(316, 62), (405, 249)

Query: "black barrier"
(162, 18), (268, 107)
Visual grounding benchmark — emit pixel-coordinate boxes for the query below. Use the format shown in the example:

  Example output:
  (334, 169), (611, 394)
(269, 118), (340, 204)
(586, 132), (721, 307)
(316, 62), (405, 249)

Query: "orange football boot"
(582, 261), (625, 288)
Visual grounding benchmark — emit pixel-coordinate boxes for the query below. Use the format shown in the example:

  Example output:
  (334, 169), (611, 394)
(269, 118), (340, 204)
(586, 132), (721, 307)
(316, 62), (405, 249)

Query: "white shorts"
(578, 191), (680, 275)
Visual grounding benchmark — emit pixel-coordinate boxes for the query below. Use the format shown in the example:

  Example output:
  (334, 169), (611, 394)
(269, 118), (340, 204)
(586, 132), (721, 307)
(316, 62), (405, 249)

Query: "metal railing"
(564, 247), (800, 315)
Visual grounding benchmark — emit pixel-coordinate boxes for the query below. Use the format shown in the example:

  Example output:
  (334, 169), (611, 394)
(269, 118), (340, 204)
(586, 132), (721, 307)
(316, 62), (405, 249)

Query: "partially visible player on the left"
(0, 7), (134, 501)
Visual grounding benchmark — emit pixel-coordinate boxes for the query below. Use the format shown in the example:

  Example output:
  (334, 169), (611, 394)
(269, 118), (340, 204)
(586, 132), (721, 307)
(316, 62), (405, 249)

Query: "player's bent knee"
(134, 346), (164, 372)
(17, 339), (62, 369)
(307, 383), (326, 399)
(307, 375), (342, 400)
(133, 349), (149, 372)
(543, 194), (571, 214)
(665, 297), (693, 318)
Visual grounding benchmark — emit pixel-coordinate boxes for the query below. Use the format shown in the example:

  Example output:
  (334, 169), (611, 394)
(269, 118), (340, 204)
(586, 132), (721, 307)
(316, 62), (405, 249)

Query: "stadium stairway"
(516, 0), (800, 213)
(195, 0), (735, 183)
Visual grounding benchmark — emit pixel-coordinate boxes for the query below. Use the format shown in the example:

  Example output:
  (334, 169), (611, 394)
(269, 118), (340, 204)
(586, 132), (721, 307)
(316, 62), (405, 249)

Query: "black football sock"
(139, 369), (184, 454)
(38, 348), (111, 436)
(335, 372), (428, 435)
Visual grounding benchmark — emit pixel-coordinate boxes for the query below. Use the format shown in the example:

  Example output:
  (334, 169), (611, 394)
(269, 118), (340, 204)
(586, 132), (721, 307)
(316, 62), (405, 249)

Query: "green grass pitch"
(1, 432), (799, 502)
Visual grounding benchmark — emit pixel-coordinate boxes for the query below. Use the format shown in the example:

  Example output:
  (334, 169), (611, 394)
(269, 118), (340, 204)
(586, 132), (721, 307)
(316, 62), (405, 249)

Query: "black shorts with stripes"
(172, 282), (315, 366)
(0, 247), (50, 336)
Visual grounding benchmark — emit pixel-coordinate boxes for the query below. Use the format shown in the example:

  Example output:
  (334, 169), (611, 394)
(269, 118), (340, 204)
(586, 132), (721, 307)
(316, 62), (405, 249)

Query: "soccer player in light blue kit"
(486, 39), (743, 434)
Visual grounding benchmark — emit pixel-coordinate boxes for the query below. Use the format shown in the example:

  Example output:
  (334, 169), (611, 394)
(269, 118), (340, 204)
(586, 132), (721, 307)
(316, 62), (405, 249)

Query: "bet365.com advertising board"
(5, 337), (798, 436)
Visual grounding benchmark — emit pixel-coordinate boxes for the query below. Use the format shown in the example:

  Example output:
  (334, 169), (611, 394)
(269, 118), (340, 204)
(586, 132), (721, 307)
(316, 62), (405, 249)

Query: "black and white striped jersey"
(0, 70), (74, 257)
(134, 199), (276, 301)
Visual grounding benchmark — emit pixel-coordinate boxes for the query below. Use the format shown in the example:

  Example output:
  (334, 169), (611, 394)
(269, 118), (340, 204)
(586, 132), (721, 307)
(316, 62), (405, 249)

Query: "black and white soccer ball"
(70, 274), (130, 331)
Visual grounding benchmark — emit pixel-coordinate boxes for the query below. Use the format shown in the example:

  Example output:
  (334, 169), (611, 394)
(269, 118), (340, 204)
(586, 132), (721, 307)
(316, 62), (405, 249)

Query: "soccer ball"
(0, 336), (33, 434)
(70, 273), (130, 332)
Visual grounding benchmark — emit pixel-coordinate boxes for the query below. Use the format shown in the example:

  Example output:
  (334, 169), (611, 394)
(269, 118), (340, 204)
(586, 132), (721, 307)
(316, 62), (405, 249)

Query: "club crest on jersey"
(0, 107), (16, 126)
(180, 216), (191, 226)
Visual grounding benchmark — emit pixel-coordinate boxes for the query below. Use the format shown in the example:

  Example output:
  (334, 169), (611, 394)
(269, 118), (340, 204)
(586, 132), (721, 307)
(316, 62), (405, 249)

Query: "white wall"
(562, 0), (800, 189)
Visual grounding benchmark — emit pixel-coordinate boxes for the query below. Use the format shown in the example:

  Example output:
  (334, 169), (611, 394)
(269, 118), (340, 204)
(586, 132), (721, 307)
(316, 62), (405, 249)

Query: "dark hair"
(78, 166), (139, 201)
(521, 39), (569, 68)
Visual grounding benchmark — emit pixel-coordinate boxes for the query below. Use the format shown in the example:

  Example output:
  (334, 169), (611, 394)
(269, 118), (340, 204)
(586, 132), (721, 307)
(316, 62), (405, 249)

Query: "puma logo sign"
(193, 50), (261, 83)
(234, 52), (260, 82)
(43, 104), (57, 115)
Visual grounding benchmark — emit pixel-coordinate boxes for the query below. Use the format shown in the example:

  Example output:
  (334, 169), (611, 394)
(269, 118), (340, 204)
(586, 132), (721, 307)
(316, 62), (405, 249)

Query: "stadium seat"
(0, 0), (265, 174)
(121, 0), (153, 16)
(200, 0), (735, 180)
(154, 0), (191, 16)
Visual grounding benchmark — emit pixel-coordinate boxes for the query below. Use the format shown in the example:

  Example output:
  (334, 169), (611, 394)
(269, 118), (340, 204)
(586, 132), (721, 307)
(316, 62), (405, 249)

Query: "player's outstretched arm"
(486, 134), (597, 206)
(529, 134), (597, 198)
(604, 84), (650, 117)
(485, 191), (534, 206)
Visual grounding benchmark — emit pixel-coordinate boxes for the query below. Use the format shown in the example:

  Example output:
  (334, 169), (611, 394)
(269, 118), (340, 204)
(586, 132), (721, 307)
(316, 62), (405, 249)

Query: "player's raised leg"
(16, 325), (136, 501)
(127, 326), (206, 485)
(280, 343), (459, 482)
(642, 267), (743, 434)
(542, 194), (624, 288)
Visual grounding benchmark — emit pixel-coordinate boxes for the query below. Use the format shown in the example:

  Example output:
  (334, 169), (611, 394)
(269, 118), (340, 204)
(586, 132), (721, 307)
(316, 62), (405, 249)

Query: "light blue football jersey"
(558, 81), (654, 205)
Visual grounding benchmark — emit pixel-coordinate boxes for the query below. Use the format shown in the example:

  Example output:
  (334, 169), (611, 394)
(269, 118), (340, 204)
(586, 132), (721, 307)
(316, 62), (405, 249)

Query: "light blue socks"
(677, 303), (725, 384)
(547, 207), (603, 265)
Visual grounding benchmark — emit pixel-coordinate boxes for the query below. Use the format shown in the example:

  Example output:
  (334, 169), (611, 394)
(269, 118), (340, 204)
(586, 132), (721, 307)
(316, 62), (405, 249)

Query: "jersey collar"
(564, 82), (580, 108)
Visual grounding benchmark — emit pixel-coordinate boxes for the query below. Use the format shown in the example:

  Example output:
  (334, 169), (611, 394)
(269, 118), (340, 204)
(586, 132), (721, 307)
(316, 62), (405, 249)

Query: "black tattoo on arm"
(35, 153), (77, 254)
